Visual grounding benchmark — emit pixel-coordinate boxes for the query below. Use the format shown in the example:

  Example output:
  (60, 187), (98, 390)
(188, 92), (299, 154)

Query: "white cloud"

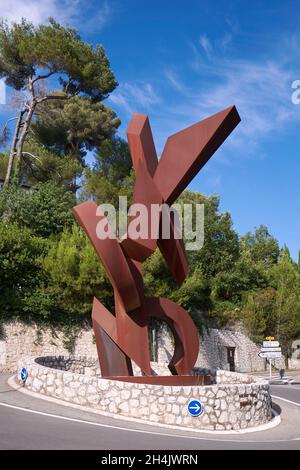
(109, 92), (134, 115)
(108, 40), (299, 162)
(142, 36), (300, 160)
(164, 70), (186, 93)
(0, 0), (111, 30)
(108, 82), (160, 114)
(171, 53), (298, 155)
(199, 34), (213, 58)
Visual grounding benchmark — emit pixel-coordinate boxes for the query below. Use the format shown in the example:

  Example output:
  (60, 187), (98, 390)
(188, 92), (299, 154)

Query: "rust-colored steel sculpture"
(73, 106), (240, 384)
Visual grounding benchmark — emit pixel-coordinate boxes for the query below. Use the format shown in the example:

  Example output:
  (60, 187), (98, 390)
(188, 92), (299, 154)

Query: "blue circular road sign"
(20, 367), (27, 382)
(188, 400), (203, 417)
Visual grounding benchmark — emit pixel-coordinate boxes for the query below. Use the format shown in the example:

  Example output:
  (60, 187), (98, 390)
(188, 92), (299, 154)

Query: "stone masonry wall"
(17, 356), (273, 431)
(0, 321), (97, 371)
(1, 320), (285, 373)
(157, 323), (285, 372)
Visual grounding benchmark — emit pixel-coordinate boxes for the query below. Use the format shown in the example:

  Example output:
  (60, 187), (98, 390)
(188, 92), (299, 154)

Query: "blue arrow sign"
(188, 400), (203, 417)
(20, 367), (27, 382)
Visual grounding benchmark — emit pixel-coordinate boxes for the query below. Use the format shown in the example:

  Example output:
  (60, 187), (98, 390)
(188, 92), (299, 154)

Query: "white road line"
(0, 400), (297, 444)
(0, 401), (234, 441)
(272, 395), (300, 407)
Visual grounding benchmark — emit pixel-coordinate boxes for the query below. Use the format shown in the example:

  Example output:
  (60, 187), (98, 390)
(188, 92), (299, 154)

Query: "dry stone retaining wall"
(1, 320), (286, 373)
(17, 355), (273, 431)
(157, 323), (285, 372)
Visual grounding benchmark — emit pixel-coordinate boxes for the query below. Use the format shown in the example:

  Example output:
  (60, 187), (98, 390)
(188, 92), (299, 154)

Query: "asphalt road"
(0, 373), (300, 450)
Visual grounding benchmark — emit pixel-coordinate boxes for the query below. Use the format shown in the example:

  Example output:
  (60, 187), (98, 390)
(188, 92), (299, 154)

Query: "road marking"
(0, 400), (296, 444)
(272, 395), (300, 407)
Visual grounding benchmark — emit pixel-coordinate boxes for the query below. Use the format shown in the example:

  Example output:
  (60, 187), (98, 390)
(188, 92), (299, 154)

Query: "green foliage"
(0, 181), (75, 237)
(0, 221), (48, 318)
(171, 268), (211, 312)
(144, 250), (176, 299)
(33, 96), (120, 158)
(181, 192), (239, 278)
(240, 225), (280, 269)
(269, 250), (300, 358)
(0, 17), (119, 184)
(239, 249), (300, 362)
(242, 287), (277, 343)
(23, 96), (121, 189)
(43, 224), (113, 316)
(212, 250), (268, 304)
(81, 137), (134, 206)
(0, 18), (117, 98)
(22, 138), (83, 189)
(0, 152), (8, 179)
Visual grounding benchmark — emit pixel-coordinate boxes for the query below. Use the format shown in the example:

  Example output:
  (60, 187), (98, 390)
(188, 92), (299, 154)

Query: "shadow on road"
(271, 402), (282, 416)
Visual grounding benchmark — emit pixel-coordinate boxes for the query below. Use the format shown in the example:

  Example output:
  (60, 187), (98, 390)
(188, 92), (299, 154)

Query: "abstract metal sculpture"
(73, 106), (240, 384)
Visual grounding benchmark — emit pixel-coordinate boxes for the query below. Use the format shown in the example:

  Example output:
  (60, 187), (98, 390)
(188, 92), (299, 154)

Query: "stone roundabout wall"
(17, 356), (273, 431)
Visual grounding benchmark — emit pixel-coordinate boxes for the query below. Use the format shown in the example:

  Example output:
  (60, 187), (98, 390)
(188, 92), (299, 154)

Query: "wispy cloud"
(219, 32), (232, 51)
(0, 0), (112, 31)
(164, 70), (186, 93)
(108, 82), (160, 115)
(199, 34), (213, 59)
(108, 92), (134, 115)
(109, 32), (300, 183)
(178, 42), (298, 154)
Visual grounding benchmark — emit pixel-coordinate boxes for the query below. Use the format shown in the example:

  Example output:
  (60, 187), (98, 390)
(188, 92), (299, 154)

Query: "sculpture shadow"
(271, 401), (282, 416)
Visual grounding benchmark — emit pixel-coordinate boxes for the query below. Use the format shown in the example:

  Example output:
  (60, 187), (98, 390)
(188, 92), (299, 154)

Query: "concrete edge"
(8, 375), (281, 436)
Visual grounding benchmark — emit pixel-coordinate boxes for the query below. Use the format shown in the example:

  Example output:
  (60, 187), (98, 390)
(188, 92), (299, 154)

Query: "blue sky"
(1, 0), (300, 258)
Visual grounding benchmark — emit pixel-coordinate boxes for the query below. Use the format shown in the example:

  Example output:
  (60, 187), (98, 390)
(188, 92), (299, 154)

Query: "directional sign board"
(260, 347), (282, 353)
(263, 341), (279, 348)
(258, 351), (282, 359)
(188, 400), (203, 417)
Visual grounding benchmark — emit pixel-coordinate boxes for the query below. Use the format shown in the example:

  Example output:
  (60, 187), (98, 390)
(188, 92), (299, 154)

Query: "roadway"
(0, 373), (300, 450)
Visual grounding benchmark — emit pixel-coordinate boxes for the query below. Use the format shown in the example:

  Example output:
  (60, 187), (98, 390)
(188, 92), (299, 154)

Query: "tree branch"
(21, 151), (62, 178)
(31, 70), (56, 85)
(20, 151), (42, 163)
(37, 90), (80, 104)
(0, 116), (20, 143)
(28, 75), (35, 100)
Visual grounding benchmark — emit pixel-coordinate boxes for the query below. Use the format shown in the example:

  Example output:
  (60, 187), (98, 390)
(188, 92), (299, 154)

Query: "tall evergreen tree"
(0, 18), (118, 184)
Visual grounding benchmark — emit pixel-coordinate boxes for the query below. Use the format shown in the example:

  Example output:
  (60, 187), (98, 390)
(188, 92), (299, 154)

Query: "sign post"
(258, 337), (282, 379)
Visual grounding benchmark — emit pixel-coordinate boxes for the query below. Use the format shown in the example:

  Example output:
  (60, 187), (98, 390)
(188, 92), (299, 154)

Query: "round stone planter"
(17, 355), (273, 431)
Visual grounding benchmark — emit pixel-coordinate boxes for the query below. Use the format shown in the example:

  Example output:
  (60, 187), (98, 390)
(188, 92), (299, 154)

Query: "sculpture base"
(19, 356), (273, 432)
(106, 375), (212, 386)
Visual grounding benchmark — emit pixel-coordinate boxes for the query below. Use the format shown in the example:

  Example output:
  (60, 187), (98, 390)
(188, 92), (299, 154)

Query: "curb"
(8, 375), (281, 436)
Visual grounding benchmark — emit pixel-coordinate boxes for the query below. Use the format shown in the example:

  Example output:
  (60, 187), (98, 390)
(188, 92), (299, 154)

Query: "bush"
(0, 181), (75, 237)
(0, 221), (48, 318)
(43, 224), (113, 317)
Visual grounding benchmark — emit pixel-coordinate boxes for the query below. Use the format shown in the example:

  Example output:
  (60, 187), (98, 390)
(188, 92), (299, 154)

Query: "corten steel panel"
(73, 107), (241, 383)
(143, 297), (199, 375)
(154, 106), (241, 205)
(120, 159), (162, 262)
(92, 296), (151, 376)
(73, 201), (141, 312)
(126, 113), (158, 177)
(121, 114), (190, 276)
(92, 321), (133, 377)
(92, 294), (199, 377)
(157, 207), (189, 286)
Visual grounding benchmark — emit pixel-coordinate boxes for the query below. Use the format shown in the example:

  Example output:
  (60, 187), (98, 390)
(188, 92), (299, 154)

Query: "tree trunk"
(4, 110), (25, 186)
(13, 105), (35, 182)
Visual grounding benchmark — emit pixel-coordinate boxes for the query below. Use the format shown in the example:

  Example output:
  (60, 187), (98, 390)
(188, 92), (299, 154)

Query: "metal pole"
(269, 359), (272, 379)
